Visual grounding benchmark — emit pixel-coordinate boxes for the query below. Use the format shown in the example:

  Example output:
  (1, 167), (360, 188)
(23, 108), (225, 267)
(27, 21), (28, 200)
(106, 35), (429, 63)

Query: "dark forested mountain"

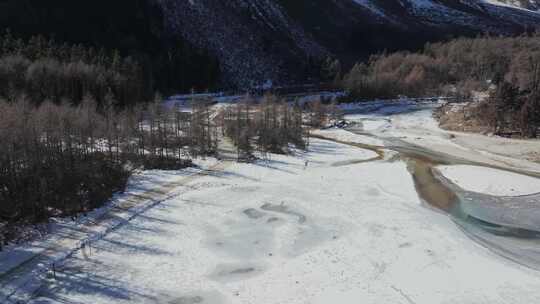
(0, 0), (220, 94)
(1, 0), (540, 91)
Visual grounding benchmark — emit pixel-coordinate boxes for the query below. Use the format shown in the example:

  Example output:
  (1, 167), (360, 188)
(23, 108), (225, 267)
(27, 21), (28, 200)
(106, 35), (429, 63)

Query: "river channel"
(316, 116), (540, 270)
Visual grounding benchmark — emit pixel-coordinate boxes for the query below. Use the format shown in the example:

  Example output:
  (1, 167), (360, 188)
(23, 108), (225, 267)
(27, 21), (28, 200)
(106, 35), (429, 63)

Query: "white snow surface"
(13, 137), (540, 304)
(5, 101), (540, 304)
(312, 128), (385, 147)
(437, 165), (540, 196)
(343, 101), (540, 173)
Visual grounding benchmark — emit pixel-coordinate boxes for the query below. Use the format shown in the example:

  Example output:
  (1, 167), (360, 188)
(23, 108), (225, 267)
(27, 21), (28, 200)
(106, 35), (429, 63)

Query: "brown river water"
(315, 125), (540, 270)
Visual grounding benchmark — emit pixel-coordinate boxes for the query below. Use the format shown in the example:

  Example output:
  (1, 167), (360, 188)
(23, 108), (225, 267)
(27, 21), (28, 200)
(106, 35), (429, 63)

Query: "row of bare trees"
(0, 95), (216, 232)
(221, 96), (340, 160)
(343, 34), (540, 99)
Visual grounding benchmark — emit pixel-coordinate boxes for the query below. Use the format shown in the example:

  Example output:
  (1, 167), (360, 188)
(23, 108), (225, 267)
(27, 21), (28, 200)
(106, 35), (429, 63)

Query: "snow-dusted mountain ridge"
(155, 0), (540, 87)
(488, 0), (540, 11)
(1, 0), (539, 88)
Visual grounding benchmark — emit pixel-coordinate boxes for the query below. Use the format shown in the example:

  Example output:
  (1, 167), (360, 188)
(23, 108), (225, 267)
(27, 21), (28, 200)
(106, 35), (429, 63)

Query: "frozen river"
(5, 102), (540, 304)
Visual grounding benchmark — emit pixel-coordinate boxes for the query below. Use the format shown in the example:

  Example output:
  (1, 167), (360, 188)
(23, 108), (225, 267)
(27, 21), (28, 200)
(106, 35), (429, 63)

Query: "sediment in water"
(318, 126), (540, 270)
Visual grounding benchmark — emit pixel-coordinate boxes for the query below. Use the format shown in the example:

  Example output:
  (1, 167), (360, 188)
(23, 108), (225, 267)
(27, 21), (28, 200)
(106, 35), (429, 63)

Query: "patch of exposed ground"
(435, 102), (540, 164)
(434, 102), (491, 134)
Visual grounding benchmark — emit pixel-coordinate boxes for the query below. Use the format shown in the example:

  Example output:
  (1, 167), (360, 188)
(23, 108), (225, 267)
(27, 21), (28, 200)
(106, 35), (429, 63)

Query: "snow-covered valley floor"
(22, 138), (540, 304)
(4, 102), (540, 304)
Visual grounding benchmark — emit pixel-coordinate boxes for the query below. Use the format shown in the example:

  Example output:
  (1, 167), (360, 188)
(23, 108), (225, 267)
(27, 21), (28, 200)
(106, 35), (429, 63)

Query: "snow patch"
(312, 128), (385, 147)
(437, 165), (540, 196)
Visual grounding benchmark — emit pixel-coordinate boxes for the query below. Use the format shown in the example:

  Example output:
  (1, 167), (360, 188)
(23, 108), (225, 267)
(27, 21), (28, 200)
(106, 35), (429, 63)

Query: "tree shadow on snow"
(92, 237), (171, 257)
(201, 168), (260, 182)
(34, 257), (159, 304)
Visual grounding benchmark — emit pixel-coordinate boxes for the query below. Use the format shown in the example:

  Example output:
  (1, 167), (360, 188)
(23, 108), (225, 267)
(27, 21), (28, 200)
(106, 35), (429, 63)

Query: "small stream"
(320, 121), (540, 270)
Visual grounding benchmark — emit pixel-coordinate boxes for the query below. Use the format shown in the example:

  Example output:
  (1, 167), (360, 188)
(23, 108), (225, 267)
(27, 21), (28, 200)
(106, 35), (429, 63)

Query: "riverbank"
(435, 102), (540, 164)
(341, 101), (540, 173)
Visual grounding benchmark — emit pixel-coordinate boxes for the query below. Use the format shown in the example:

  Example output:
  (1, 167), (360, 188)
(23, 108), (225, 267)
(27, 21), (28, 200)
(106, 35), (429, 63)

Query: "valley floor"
(3, 101), (540, 304)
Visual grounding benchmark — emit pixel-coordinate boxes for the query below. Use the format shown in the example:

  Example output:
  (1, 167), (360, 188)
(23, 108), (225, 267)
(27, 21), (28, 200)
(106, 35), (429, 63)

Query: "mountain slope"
(1, 0), (540, 90)
(155, 0), (329, 88)
(0, 0), (221, 94)
(347, 0), (540, 32)
(155, 0), (540, 87)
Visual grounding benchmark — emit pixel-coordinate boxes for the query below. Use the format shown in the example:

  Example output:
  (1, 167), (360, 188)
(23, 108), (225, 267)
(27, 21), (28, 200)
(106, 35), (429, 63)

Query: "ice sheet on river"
(20, 138), (540, 304)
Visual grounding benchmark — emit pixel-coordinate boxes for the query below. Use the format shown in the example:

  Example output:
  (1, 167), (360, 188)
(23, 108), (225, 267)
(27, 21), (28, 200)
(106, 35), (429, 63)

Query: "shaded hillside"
(0, 0), (220, 94)
(275, 0), (449, 65)
(155, 0), (330, 88)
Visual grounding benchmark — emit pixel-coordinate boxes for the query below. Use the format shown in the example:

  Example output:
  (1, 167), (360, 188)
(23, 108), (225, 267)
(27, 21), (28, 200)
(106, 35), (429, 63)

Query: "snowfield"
(4, 101), (540, 304)
(14, 137), (540, 304)
(437, 165), (540, 196)
(312, 128), (385, 147)
(343, 102), (540, 173)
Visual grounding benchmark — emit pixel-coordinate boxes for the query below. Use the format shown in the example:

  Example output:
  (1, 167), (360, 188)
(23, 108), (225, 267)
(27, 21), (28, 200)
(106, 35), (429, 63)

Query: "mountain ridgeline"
(1, 0), (540, 92)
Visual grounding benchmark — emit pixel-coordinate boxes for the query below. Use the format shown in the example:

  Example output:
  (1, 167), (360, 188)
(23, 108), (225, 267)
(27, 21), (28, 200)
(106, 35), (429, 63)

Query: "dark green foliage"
(0, 32), (146, 106)
(0, 0), (220, 94)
